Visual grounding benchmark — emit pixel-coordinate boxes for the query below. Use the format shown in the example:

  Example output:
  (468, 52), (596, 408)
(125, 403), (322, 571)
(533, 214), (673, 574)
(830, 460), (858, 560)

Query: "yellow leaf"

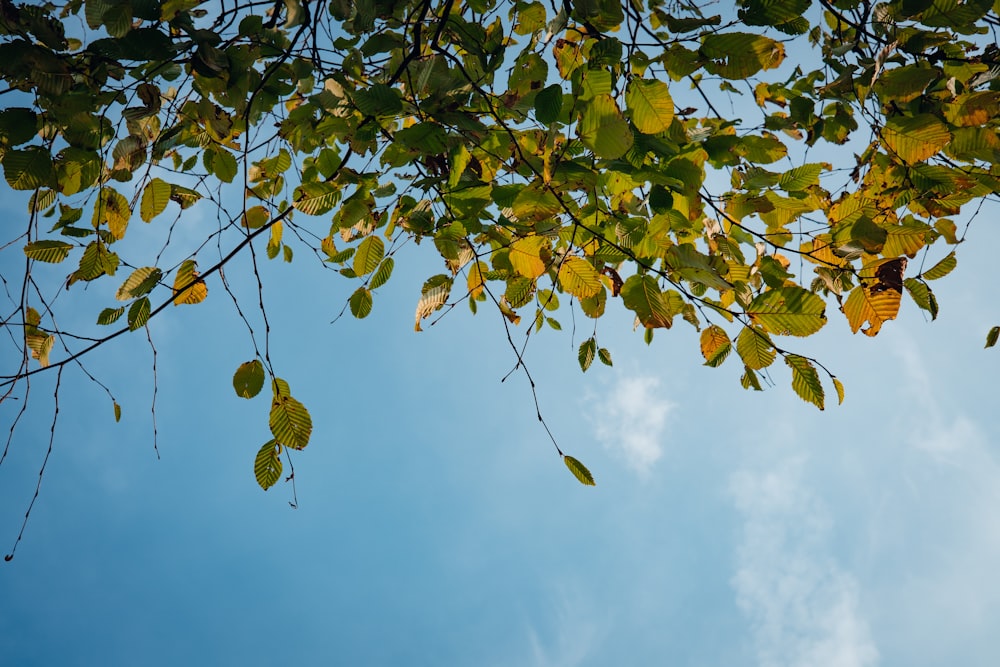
(509, 236), (548, 279)
(557, 256), (601, 299)
(173, 259), (208, 305)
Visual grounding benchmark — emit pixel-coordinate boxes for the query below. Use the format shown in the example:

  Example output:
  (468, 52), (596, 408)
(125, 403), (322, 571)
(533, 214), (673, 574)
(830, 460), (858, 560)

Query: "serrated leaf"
(699, 324), (731, 367)
(842, 284), (901, 336)
(558, 256), (602, 298)
(467, 260), (488, 299)
(97, 306), (125, 325)
(254, 440), (282, 491)
(349, 287), (373, 318)
(509, 236), (549, 279)
(922, 252), (956, 281)
(621, 274), (672, 328)
(832, 377), (845, 405)
(986, 326), (1000, 349)
(115, 266), (161, 301)
(736, 326), (777, 370)
(882, 114), (951, 163)
(140, 178), (172, 222)
(233, 359), (265, 399)
(746, 286), (827, 336)
(578, 337), (596, 371)
(353, 235), (384, 276)
(598, 347), (613, 366)
(786, 354), (824, 410)
(24, 240), (73, 263)
(580, 94), (633, 159)
(414, 275), (452, 331)
(563, 455), (596, 486)
(626, 79), (674, 134)
(369, 257), (394, 289)
(172, 259), (207, 305)
(903, 278), (937, 320)
(269, 390), (312, 450)
(127, 297), (151, 330)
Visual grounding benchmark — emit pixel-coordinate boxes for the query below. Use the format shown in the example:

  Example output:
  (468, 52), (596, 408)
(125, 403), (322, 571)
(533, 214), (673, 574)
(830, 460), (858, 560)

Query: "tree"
(2, 0), (999, 554)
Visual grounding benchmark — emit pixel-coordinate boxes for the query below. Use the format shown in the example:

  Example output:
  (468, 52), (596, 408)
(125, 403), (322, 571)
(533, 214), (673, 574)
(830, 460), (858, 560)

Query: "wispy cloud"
(730, 457), (880, 667)
(589, 374), (673, 475)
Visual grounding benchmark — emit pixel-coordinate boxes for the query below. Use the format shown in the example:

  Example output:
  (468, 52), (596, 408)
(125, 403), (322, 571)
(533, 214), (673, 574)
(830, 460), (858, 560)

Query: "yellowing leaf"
(746, 287), (827, 336)
(563, 455), (596, 486)
(509, 236), (549, 279)
(621, 275), (673, 329)
(269, 383), (312, 450)
(140, 178), (172, 222)
(882, 114), (951, 163)
(24, 240), (73, 264)
(736, 326), (776, 370)
(353, 235), (385, 276)
(579, 94), (633, 159)
(172, 259), (208, 305)
(115, 266), (161, 301)
(699, 324), (731, 367)
(557, 256), (601, 299)
(626, 79), (674, 134)
(842, 284), (902, 336)
(254, 440), (282, 491)
(467, 261), (488, 299)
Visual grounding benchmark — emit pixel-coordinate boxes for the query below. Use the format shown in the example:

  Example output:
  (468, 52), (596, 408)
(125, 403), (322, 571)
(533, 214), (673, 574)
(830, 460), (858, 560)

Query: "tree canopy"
(2, 0), (1000, 542)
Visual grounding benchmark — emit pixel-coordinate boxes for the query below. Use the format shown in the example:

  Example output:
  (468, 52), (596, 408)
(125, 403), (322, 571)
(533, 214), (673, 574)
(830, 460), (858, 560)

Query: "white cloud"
(590, 374), (673, 475)
(730, 457), (880, 667)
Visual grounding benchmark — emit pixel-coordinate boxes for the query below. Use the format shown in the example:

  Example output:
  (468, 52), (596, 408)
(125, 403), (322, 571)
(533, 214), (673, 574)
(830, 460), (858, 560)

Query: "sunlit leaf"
(922, 252), (957, 280)
(140, 178), (172, 222)
(254, 440), (282, 490)
(557, 256), (601, 298)
(172, 259), (208, 305)
(578, 337), (596, 371)
(233, 359), (265, 399)
(269, 383), (312, 450)
(699, 324), (731, 367)
(24, 240), (72, 263)
(786, 354), (824, 410)
(563, 455), (596, 486)
(747, 287), (827, 336)
(349, 287), (373, 318)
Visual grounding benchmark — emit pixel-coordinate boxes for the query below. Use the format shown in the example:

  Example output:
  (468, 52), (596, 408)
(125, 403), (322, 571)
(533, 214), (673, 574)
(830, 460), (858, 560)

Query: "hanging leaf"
(986, 326), (1000, 349)
(269, 381), (312, 450)
(699, 324), (731, 367)
(254, 440), (283, 490)
(922, 252), (957, 280)
(127, 297), (151, 330)
(735, 326), (777, 370)
(578, 337), (597, 371)
(786, 354), (824, 410)
(621, 275), (673, 328)
(598, 347), (613, 366)
(96, 306), (125, 325)
(113, 401), (122, 422)
(353, 235), (384, 276)
(832, 377), (845, 405)
(140, 178), (172, 222)
(172, 259), (208, 305)
(233, 359), (265, 399)
(563, 455), (596, 486)
(349, 287), (373, 318)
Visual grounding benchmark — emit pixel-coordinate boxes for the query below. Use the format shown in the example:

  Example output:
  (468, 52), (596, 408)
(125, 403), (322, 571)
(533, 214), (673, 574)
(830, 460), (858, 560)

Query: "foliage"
(2, 0), (1000, 517)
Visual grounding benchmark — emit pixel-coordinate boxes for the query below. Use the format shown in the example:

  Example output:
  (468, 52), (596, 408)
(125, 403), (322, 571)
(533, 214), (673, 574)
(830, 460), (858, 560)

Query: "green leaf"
(922, 252), (957, 280)
(3, 147), (54, 190)
(580, 95), (633, 159)
(578, 337), (596, 371)
(563, 454), (596, 486)
(254, 440), (283, 491)
(353, 235), (384, 276)
(115, 266), (162, 301)
(621, 275), (673, 328)
(269, 382), (312, 450)
(786, 354), (824, 410)
(127, 297), (151, 331)
(370, 257), (394, 290)
(534, 84), (563, 125)
(24, 240), (72, 263)
(233, 359), (265, 399)
(598, 347), (613, 366)
(349, 287), (373, 318)
(986, 326), (1000, 349)
(736, 326), (777, 370)
(139, 178), (172, 222)
(747, 287), (827, 337)
(96, 306), (125, 325)
(625, 79), (674, 135)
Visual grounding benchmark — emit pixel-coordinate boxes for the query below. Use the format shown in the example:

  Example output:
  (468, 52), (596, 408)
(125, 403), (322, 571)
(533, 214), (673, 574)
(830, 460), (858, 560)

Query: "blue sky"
(2, 187), (999, 666)
(3, 4), (1000, 663)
